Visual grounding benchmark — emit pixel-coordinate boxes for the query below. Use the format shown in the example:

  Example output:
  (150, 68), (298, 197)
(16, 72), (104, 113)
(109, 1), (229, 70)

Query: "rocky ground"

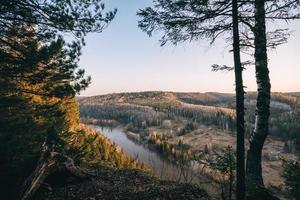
(34, 165), (210, 200)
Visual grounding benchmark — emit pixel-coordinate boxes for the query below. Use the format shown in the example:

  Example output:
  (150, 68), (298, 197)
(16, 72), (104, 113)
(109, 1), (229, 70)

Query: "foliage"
(79, 93), (236, 132)
(209, 146), (236, 200)
(0, 26), (90, 197)
(192, 146), (236, 200)
(63, 124), (145, 170)
(80, 104), (167, 128)
(79, 92), (300, 145)
(177, 122), (196, 136)
(0, 28), (83, 197)
(137, 0), (299, 49)
(125, 123), (142, 133)
(0, 0), (116, 198)
(137, 0), (299, 189)
(271, 108), (300, 150)
(0, 0), (117, 42)
(282, 160), (300, 200)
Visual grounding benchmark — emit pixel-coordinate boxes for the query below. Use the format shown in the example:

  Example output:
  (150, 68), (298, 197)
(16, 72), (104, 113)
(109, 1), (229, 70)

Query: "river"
(91, 125), (198, 183)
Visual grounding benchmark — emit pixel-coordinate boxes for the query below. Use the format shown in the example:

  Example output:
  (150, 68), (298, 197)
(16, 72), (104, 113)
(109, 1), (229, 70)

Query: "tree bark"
(246, 0), (271, 186)
(232, 0), (246, 199)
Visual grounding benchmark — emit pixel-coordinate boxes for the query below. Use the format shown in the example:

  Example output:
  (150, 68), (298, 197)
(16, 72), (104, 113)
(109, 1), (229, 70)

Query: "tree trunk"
(228, 148), (233, 200)
(21, 142), (93, 200)
(232, 0), (246, 199)
(246, 0), (271, 186)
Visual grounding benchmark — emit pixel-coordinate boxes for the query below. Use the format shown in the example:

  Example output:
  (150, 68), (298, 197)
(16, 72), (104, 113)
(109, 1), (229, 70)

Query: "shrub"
(283, 160), (300, 200)
(176, 122), (196, 136)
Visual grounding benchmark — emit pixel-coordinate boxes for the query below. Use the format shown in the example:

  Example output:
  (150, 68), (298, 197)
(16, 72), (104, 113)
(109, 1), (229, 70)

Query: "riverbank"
(91, 126), (197, 182)
(28, 124), (210, 200)
(90, 125), (222, 199)
(92, 124), (295, 199)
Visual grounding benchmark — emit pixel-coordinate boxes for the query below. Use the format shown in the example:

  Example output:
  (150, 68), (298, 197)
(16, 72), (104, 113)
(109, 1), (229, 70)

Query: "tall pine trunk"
(246, 0), (271, 186)
(232, 0), (245, 199)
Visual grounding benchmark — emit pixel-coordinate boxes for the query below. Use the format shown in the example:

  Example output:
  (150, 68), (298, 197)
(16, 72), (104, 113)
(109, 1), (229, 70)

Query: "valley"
(2, 1), (300, 199)
(78, 91), (300, 198)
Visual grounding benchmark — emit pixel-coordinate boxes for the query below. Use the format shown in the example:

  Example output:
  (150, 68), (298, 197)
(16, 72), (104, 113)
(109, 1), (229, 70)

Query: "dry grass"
(149, 123), (298, 191)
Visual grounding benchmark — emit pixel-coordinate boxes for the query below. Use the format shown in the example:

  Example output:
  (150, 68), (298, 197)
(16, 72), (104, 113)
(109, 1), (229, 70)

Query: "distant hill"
(78, 91), (234, 104)
(78, 91), (298, 111)
(78, 91), (299, 140)
(288, 92), (300, 97)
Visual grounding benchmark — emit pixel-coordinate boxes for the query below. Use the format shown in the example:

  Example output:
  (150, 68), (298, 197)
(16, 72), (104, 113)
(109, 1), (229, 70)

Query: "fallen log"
(21, 142), (94, 200)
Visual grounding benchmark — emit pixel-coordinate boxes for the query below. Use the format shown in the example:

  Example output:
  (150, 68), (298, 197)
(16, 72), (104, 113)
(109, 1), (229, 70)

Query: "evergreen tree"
(0, 24), (88, 199)
(283, 160), (300, 200)
(0, 0), (116, 198)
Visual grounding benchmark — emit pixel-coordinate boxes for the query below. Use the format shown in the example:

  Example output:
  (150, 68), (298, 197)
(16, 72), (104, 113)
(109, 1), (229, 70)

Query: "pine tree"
(0, 0), (116, 198)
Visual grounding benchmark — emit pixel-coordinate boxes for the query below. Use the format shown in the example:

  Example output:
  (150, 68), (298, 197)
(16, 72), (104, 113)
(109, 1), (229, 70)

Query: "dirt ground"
(34, 165), (210, 200)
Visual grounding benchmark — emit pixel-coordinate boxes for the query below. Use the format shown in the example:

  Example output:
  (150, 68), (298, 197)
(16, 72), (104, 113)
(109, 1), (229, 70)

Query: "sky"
(78, 0), (300, 96)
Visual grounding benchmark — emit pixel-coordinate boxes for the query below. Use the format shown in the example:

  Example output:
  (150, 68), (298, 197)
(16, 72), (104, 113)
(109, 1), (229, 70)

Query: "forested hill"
(78, 91), (298, 110)
(79, 91), (300, 148)
(78, 91), (234, 107)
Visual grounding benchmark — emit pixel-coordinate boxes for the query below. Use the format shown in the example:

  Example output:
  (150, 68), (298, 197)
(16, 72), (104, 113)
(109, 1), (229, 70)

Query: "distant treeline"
(79, 92), (300, 150)
(80, 104), (167, 128)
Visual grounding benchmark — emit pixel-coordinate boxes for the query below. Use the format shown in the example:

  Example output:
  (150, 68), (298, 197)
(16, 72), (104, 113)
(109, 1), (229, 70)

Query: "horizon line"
(78, 90), (300, 97)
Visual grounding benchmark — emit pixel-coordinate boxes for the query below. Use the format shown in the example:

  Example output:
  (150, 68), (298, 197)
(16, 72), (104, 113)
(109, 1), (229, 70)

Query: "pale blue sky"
(79, 0), (300, 96)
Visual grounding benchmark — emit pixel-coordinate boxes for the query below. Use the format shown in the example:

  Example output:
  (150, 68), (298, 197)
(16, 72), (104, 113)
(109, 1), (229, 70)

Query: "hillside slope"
(78, 91), (297, 111)
(24, 124), (210, 200)
(34, 165), (210, 200)
(78, 91), (299, 138)
(78, 91), (300, 195)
